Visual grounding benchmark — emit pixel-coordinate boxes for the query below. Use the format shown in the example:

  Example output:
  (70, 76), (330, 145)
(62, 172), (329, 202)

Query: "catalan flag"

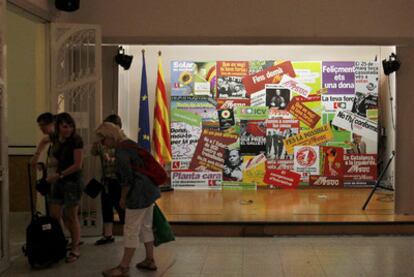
(152, 52), (172, 166)
(137, 50), (151, 151)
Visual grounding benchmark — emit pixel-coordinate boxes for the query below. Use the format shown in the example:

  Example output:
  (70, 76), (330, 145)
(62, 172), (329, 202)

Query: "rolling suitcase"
(23, 163), (67, 268)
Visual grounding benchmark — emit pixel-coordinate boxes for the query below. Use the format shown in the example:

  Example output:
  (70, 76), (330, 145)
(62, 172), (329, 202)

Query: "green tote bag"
(153, 204), (175, 246)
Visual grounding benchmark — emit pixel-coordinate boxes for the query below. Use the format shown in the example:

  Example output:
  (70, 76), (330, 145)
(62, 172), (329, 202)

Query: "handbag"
(84, 146), (107, 198)
(152, 204), (175, 247)
(35, 162), (50, 196)
(36, 178), (51, 196)
(84, 178), (103, 199)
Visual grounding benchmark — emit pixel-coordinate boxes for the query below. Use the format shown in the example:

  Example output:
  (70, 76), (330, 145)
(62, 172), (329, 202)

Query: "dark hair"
(225, 148), (242, 168)
(36, 112), (54, 124)
(104, 114), (122, 128)
(55, 112), (76, 136)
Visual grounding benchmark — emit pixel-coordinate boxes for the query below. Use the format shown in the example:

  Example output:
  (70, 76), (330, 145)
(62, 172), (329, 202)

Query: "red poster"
(266, 160), (294, 171)
(343, 154), (377, 180)
(286, 99), (321, 128)
(321, 146), (345, 177)
(264, 169), (301, 189)
(292, 95), (321, 103)
(246, 120), (266, 136)
(242, 61), (296, 95)
(189, 129), (238, 172)
(309, 175), (344, 188)
(216, 98), (250, 110)
(217, 61), (249, 76)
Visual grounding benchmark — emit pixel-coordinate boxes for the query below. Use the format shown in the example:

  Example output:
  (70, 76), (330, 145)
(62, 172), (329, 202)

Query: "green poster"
(292, 62), (323, 130)
(292, 61), (322, 94)
(171, 108), (202, 127)
(235, 106), (269, 120)
(322, 112), (351, 148)
(222, 181), (257, 190)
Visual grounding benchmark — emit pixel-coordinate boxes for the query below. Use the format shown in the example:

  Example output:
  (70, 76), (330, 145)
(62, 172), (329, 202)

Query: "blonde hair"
(95, 122), (128, 142)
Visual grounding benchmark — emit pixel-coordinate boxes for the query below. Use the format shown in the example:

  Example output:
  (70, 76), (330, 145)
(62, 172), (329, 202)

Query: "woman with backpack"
(95, 122), (161, 277)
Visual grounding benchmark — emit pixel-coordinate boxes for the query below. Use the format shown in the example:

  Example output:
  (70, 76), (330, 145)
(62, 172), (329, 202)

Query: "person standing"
(346, 133), (367, 154)
(47, 112), (83, 263)
(92, 114), (125, 245)
(223, 149), (243, 181)
(266, 130), (274, 158)
(30, 112), (57, 169)
(269, 89), (286, 109)
(96, 122), (160, 276)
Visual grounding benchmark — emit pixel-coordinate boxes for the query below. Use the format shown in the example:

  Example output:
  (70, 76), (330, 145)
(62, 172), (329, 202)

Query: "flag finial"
(142, 49), (145, 54)
(158, 50), (162, 56)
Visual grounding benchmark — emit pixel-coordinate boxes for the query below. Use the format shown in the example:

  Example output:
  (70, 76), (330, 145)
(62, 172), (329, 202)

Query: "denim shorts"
(48, 178), (83, 206)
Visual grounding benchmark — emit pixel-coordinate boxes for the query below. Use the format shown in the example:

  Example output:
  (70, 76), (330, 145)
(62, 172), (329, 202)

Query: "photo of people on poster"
(217, 76), (247, 98)
(352, 92), (378, 117)
(223, 148), (244, 181)
(265, 87), (290, 110)
(345, 133), (367, 154)
(266, 128), (296, 160)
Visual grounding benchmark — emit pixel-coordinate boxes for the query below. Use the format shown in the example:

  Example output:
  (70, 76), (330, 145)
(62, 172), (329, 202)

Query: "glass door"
(50, 23), (103, 236)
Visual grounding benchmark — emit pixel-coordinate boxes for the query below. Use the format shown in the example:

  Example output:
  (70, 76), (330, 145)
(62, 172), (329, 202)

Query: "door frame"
(0, 0), (10, 272)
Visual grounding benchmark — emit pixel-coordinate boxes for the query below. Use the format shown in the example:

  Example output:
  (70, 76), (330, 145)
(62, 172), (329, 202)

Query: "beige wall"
(8, 0), (55, 21)
(102, 45), (119, 118)
(6, 7), (45, 154)
(57, 0), (414, 45)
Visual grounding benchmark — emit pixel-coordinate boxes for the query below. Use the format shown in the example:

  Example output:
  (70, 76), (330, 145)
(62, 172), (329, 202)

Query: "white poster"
(355, 61), (379, 96)
(171, 121), (202, 168)
(171, 171), (222, 189)
(280, 75), (312, 98)
(250, 90), (266, 106)
(294, 146), (320, 182)
(332, 110), (378, 141)
(321, 94), (355, 111)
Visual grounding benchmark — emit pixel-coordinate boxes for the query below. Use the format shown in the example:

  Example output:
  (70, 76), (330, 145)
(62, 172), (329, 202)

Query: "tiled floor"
(2, 214), (414, 276)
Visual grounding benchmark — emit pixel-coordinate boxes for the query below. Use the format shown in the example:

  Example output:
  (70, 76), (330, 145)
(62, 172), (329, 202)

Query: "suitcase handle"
(27, 163), (36, 217)
(27, 163), (49, 218)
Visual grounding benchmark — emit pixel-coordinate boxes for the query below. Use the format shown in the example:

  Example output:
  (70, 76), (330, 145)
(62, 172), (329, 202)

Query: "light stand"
(362, 151), (395, 210)
(362, 54), (400, 210)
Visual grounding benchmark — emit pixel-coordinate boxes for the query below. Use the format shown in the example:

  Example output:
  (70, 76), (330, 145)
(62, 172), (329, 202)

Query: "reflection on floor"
(158, 189), (413, 222)
(4, 213), (414, 276)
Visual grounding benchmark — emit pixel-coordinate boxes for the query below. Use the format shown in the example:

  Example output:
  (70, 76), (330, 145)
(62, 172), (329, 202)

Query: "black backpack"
(23, 163), (67, 268)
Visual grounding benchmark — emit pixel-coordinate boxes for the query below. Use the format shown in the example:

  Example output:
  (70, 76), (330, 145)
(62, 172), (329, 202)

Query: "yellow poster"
(283, 124), (333, 154)
(242, 154), (267, 186)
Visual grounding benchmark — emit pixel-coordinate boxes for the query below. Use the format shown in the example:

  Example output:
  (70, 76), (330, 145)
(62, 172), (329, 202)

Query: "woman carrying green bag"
(153, 204), (175, 247)
(96, 122), (161, 277)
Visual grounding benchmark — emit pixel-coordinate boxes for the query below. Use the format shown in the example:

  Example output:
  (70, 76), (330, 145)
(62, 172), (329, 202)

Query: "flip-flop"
(65, 252), (80, 263)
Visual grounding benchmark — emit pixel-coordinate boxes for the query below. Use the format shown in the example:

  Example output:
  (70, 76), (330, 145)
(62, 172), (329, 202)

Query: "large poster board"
(170, 60), (379, 189)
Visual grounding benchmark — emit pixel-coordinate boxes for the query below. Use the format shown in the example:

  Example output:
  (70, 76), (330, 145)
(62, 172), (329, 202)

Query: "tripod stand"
(362, 151), (395, 210)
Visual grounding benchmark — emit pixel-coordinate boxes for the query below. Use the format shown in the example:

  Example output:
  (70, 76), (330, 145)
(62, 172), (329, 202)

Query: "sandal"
(136, 259), (157, 271)
(66, 240), (84, 250)
(65, 252), (80, 263)
(95, 236), (115, 245)
(102, 265), (129, 277)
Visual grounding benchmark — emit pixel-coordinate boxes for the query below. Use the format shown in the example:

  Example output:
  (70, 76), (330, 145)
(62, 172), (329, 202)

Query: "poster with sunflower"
(171, 60), (195, 96)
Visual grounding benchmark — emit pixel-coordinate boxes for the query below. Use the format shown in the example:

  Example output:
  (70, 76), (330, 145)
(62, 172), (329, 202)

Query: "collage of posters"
(170, 60), (379, 190)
